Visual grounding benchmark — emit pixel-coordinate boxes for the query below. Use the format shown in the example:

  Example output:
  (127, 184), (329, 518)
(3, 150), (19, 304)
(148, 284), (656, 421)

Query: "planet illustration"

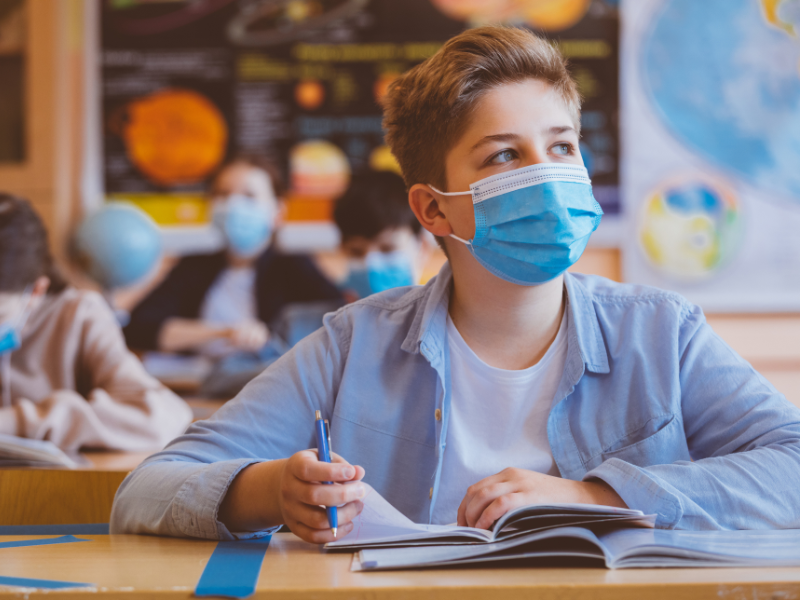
(521, 0), (591, 31)
(290, 139), (351, 198)
(373, 72), (400, 105)
(295, 79), (326, 110)
(761, 0), (799, 36)
(369, 145), (402, 175)
(639, 179), (743, 281)
(429, 0), (520, 25)
(122, 89), (228, 187)
(430, 0), (590, 30)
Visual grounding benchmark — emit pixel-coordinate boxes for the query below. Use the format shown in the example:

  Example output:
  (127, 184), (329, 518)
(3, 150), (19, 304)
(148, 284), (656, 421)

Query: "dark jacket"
(123, 248), (342, 350)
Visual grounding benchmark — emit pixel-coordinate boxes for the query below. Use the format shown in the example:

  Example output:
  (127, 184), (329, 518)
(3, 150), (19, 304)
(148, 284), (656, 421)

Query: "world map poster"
(622, 0), (800, 311)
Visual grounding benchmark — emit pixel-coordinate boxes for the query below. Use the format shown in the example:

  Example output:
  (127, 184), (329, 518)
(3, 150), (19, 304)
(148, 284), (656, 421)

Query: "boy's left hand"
(456, 468), (627, 530)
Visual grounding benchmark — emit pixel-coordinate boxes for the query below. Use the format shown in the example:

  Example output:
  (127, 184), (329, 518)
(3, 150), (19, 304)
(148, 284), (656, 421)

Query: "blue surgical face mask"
(340, 250), (415, 299)
(212, 195), (273, 258)
(430, 162), (603, 285)
(0, 324), (20, 355)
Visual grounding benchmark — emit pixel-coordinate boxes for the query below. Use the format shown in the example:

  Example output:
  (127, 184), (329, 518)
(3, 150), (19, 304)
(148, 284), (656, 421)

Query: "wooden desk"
(0, 532), (799, 599)
(0, 452), (149, 526)
(0, 400), (226, 527)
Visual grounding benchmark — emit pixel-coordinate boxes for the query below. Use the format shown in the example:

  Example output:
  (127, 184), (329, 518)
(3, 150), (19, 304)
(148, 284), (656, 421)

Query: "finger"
(290, 479), (367, 507)
(458, 475), (507, 526)
(290, 520), (355, 544)
(291, 454), (360, 483)
(287, 500), (363, 531)
(330, 453), (366, 481)
(474, 492), (527, 530)
(464, 481), (515, 528)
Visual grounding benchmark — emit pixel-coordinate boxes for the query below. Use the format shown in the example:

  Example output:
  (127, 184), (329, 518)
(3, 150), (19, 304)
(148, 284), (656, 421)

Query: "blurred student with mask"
(124, 156), (343, 359)
(334, 171), (433, 302)
(0, 194), (192, 451)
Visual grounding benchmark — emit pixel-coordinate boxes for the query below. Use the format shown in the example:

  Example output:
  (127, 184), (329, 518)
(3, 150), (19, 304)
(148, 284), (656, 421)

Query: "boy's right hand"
(277, 450), (366, 543)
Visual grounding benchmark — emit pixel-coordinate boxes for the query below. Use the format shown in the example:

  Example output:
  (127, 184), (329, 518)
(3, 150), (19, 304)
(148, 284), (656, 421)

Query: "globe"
(74, 203), (162, 289)
(643, 0), (800, 205)
(639, 180), (742, 280)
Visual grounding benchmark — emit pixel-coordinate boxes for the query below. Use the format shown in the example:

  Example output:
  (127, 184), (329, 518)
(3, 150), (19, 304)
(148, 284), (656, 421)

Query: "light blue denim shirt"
(111, 264), (800, 538)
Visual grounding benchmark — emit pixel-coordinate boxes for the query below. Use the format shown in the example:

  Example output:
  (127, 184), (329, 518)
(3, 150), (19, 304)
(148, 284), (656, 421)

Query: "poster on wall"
(100, 0), (620, 249)
(0, 0), (25, 163)
(622, 0), (800, 311)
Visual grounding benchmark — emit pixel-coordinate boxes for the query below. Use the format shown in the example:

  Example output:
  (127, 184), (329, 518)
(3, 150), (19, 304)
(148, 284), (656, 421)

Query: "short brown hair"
(213, 154), (287, 199)
(0, 193), (67, 294)
(383, 26), (581, 190)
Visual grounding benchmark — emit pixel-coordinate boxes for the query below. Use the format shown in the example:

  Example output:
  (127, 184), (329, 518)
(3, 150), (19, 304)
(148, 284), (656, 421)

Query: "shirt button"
(434, 408), (442, 421)
(429, 487), (433, 499)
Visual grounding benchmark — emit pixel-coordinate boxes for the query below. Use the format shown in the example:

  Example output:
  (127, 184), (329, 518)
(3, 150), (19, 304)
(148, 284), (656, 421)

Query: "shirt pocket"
(600, 413), (690, 467)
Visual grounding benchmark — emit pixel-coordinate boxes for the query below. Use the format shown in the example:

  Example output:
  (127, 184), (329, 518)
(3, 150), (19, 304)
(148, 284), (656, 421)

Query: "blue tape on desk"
(195, 537), (272, 599)
(0, 535), (90, 549)
(0, 575), (92, 589)
(0, 523), (109, 536)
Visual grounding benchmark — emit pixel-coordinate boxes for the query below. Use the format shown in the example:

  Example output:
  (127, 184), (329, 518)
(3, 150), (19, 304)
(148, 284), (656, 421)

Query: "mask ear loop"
(426, 185), (475, 247)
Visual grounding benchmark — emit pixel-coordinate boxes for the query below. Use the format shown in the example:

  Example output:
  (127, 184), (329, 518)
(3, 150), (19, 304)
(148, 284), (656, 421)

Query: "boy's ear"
(408, 184), (454, 239)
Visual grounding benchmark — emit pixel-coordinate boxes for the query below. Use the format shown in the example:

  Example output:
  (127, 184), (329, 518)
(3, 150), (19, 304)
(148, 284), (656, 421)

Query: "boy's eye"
(488, 149), (517, 165)
(551, 143), (574, 156)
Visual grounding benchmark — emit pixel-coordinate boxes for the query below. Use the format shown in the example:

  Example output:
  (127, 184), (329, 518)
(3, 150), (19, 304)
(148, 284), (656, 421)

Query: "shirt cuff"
(172, 458), (277, 540)
(584, 458), (683, 529)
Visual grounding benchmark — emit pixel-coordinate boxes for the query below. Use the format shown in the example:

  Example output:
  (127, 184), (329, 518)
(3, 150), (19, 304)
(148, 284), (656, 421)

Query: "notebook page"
(326, 484), (490, 548)
(601, 528), (800, 568)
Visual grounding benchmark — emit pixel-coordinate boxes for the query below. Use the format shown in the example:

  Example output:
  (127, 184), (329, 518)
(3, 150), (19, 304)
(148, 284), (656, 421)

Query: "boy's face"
(211, 163), (280, 221)
(439, 78), (583, 243)
(341, 226), (419, 261)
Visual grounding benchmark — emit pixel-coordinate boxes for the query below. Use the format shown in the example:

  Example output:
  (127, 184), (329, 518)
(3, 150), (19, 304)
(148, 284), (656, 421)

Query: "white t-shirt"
(199, 267), (258, 325)
(198, 267), (257, 356)
(431, 310), (568, 525)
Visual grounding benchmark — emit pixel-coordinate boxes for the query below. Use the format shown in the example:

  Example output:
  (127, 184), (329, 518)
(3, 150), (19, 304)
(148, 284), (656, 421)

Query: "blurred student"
(334, 171), (433, 301)
(0, 194), (192, 451)
(123, 156), (343, 356)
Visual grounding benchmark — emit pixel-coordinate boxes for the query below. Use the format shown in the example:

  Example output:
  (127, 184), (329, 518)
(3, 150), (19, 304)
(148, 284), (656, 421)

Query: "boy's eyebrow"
(547, 125), (577, 136)
(470, 133), (521, 151)
(469, 126), (578, 152)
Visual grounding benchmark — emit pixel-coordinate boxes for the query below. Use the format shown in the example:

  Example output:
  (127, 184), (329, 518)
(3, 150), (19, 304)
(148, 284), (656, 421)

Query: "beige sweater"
(0, 288), (193, 451)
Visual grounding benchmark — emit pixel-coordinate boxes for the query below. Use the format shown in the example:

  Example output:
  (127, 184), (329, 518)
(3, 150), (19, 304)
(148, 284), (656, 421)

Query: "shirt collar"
(401, 264), (610, 375)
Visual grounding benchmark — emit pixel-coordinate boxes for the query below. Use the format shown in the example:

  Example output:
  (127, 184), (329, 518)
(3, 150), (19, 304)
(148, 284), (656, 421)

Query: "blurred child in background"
(0, 194), (192, 451)
(334, 171), (433, 301)
(123, 156), (343, 356)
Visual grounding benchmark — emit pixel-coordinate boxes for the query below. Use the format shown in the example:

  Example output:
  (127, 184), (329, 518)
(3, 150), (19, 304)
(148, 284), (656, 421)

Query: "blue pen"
(314, 410), (338, 537)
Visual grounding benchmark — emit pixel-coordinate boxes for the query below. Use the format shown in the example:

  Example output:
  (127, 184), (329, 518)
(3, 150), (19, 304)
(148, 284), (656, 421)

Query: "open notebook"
(326, 485), (800, 571)
(0, 434), (78, 468)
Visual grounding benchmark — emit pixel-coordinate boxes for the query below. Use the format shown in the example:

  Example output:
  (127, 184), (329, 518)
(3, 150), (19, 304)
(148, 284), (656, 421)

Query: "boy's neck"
(448, 261), (565, 371)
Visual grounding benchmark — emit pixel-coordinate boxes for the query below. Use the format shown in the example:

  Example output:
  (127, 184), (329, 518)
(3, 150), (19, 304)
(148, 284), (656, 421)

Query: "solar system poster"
(100, 0), (620, 245)
(622, 0), (800, 311)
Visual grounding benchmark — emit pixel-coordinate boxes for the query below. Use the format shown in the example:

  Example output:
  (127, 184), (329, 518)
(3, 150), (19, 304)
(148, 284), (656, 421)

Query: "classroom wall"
(2, 0), (799, 409)
(0, 1), (86, 265)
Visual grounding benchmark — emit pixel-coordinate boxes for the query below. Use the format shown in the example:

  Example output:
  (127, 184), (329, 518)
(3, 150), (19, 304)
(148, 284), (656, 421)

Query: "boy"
(334, 171), (433, 300)
(111, 27), (800, 541)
